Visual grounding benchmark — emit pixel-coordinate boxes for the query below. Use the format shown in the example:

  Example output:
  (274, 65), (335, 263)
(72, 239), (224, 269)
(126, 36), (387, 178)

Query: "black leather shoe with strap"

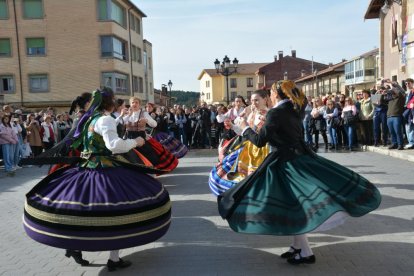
(287, 253), (316, 265)
(280, 247), (301, 259)
(65, 250), (90, 266)
(107, 258), (132, 272)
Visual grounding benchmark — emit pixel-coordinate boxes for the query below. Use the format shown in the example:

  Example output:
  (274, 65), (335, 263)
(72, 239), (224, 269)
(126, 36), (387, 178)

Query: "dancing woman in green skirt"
(218, 80), (381, 265)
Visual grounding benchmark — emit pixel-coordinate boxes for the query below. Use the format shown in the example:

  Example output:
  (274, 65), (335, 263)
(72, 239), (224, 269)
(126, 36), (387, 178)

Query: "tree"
(170, 90), (200, 107)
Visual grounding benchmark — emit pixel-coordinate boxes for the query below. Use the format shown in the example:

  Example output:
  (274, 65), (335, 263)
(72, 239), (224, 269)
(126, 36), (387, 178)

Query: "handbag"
(343, 111), (358, 125)
(331, 117), (343, 129)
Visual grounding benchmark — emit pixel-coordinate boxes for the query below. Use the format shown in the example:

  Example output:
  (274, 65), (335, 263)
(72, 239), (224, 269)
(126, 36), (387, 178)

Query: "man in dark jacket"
(384, 81), (406, 150)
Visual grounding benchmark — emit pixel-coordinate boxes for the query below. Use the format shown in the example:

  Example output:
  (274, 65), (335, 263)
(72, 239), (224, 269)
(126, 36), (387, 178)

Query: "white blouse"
(94, 115), (137, 154)
(216, 107), (245, 123)
(122, 110), (157, 128)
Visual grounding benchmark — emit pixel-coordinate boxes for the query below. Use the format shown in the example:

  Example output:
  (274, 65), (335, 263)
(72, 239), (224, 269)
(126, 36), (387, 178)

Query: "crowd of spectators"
(0, 106), (73, 176)
(1, 78), (413, 176)
(304, 78), (414, 152)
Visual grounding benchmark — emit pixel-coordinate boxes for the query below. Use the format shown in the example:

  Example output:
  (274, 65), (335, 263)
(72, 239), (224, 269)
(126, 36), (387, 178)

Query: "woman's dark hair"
(1, 115), (11, 127)
(98, 87), (115, 111)
(115, 98), (125, 109)
(235, 95), (247, 106)
(362, 89), (371, 96)
(69, 92), (92, 115)
(252, 89), (268, 99)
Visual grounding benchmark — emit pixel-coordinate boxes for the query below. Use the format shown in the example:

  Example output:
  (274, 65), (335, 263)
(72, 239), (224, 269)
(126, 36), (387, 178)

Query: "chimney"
(278, 50), (283, 60)
(342, 58), (346, 62)
(329, 62), (333, 67)
(274, 55), (278, 61)
(291, 50), (296, 58)
(301, 69), (306, 77)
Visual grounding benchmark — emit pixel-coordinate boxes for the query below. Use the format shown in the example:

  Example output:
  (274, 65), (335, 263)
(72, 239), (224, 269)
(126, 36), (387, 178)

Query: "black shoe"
(280, 247), (301, 259)
(287, 254), (316, 265)
(65, 250), (89, 266)
(397, 145), (404, 150)
(388, 144), (398, 149)
(374, 143), (379, 147)
(107, 258), (132, 272)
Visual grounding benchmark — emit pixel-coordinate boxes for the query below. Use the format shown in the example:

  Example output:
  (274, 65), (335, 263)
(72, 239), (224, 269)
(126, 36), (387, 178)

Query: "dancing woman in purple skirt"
(23, 88), (171, 272)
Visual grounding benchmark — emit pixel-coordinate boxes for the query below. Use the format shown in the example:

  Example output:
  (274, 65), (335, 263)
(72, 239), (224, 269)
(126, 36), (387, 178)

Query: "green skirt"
(219, 153), (381, 235)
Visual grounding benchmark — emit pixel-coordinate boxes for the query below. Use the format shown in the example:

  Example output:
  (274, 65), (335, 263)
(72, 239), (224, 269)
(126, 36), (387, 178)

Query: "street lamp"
(313, 69), (318, 97)
(161, 84), (167, 105)
(214, 55), (238, 105)
(167, 80), (173, 107)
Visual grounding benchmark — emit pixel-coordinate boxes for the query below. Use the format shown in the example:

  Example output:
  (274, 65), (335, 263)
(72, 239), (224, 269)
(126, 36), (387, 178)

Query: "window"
(392, 19), (398, 47)
(137, 47), (142, 63)
(139, 77), (143, 93)
(148, 57), (152, 70)
(0, 38), (11, 56)
(135, 18), (141, 34)
(102, 72), (129, 94)
(129, 15), (141, 34)
(231, 91), (237, 100)
(23, 0), (43, 19)
(246, 78), (253, 87)
(100, 36), (127, 61)
(206, 93), (210, 100)
(230, 78), (237, 88)
(130, 45), (141, 63)
(130, 13), (135, 30)
(0, 0), (8, 19)
(345, 62), (354, 80)
(132, 75), (138, 92)
(247, 91), (252, 99)
(150, 82), (153, 94)
(206, 80), (210, 88)
(131, 45), (137, 61)
(98, 0), (126, 27)
(29, 74), (48, 92)
(0, 76), (14, 93)
(26, 38), (45, 56)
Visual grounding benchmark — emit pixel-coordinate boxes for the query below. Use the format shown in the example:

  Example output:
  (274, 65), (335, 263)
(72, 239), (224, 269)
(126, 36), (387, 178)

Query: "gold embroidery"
(23, 215), (171, 240)
(25, 201), (171, 226)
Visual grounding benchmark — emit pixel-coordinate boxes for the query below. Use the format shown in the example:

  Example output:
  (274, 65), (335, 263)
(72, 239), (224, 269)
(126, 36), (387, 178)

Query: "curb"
(365, 145), (414, 163)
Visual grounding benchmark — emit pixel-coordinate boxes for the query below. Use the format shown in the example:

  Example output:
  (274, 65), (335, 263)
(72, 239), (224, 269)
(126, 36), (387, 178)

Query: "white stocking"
(295, 234), (313, 257)
(109, 250), (120, 262)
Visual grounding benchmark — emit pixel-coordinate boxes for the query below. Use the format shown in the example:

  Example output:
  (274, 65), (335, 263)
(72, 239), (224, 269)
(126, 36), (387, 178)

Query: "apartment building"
(344, 48), (379, 96)
(256, 50), (328, 89)
(365, 0), (414, 82)
(198, 63), (269, 105)
(0, 0), (154, 110)
(295, 60), (347, 97)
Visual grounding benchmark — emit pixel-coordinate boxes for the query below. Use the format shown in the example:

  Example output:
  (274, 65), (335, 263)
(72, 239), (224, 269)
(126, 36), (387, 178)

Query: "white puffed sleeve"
(94, 116), (137, 154)
(144, 112), (157, 128)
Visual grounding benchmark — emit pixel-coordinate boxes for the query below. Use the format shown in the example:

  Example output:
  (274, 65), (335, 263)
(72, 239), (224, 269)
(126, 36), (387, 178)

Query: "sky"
(132, 0), (379, 92)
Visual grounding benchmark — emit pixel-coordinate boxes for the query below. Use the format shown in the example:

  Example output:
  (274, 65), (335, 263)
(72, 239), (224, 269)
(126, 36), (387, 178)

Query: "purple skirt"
(23, 166), (171, 251)
(154, 132), (188, 159)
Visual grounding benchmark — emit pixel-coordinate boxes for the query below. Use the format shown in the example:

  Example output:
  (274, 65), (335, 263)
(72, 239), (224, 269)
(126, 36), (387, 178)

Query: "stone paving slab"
(0, 149), (413, 275)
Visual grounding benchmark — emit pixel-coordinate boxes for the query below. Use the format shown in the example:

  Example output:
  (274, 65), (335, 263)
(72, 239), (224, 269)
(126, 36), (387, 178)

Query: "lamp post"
(161, 84), (167, 106)
(214, 55), (238, 105)
(167, 80), (173, 107)
(313, 69), (318, 97)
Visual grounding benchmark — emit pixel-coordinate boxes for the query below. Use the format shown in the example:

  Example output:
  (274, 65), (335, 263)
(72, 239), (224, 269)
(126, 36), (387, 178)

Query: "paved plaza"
(0, 149), (413, 276)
